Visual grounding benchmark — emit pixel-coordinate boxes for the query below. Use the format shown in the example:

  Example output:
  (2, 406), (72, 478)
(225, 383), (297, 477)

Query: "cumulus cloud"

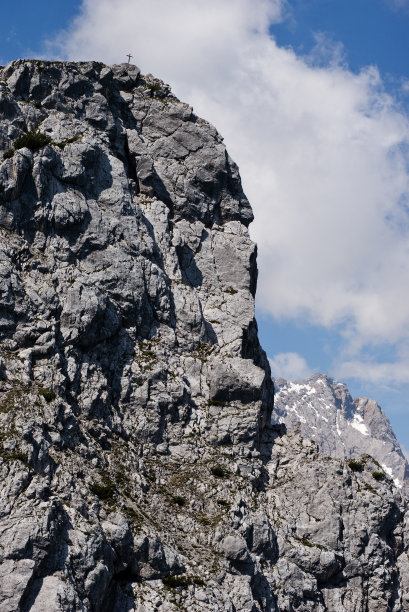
(336, 357), (409, 385)
(336, 360), (406, 385)
(50, 0), (286, 72)
(269, 352), (313, 381)
(47, 0), (409, 383)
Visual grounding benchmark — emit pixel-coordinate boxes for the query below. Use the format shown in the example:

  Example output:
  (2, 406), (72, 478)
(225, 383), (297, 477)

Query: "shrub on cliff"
(14, 130), (51, 151)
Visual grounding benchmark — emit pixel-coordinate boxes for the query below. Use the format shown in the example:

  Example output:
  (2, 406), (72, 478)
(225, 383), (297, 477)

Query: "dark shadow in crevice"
(20, 507), (72, 612)
(176, 243), (203, 288)
(250, 572), (278, 612)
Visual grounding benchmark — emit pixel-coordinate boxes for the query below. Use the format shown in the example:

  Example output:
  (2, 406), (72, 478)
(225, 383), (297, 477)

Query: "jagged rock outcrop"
(0, 59), (408, 611)
(273, 374), (409, 493)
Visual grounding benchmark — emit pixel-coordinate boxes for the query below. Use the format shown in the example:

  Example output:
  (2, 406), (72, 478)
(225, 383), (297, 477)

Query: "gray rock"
(0, 59), (408, 612)
(221, 534), (250, 562)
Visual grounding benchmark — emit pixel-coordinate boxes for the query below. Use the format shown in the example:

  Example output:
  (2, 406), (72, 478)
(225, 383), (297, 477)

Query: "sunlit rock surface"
(0, 59), (408, 611)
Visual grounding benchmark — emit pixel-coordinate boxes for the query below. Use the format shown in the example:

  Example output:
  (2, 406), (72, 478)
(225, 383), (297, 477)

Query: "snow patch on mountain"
(273, 373), (409, 493)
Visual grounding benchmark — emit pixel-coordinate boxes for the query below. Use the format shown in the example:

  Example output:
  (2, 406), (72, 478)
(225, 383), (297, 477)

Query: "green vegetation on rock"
(89, 478), (116, 501)
(162, 575), (205, 589)
(348, 459), (364, 472)
(2, 149), (14, 160)
(38, 388), (56, 403)
(14, 130), (52, 151)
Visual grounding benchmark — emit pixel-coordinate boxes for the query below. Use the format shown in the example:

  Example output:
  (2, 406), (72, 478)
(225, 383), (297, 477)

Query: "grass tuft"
(348, 459), (364, 472)
(89, 477), (116, 501)
(38, 388), (56, 403)
(171, 495), (186, 507)
(14, 130), (52, 151)
(2, 149), (14, 160)
(162, 575), (205, 589)
(211, 465), (228, 479)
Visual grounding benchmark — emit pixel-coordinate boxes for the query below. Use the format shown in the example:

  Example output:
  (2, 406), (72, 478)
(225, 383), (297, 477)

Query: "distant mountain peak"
(273, 373), (409, 491)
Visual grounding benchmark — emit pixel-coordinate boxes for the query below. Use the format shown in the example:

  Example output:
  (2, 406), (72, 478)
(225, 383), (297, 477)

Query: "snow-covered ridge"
(273, 373), (409, 492)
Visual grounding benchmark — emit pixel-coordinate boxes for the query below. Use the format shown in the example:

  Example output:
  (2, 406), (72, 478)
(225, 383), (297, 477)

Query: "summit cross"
(126, 54), (133, 64)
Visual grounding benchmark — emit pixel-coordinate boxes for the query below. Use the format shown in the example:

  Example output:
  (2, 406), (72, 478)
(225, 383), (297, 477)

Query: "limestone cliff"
(0, 60), (408, 612)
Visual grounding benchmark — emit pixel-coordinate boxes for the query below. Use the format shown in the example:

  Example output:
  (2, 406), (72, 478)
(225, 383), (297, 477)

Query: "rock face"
(273, 374), (409, 494)
(0, 59), (408, 611)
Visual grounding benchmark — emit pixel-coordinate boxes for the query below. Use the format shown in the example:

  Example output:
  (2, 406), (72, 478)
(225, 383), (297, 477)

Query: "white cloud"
(50, 0), (286, 74)
(305, 31), (347, 69)
(269, 352), (313, 381)
(47, 0), (409, 383)
(335, 358), (409, 385)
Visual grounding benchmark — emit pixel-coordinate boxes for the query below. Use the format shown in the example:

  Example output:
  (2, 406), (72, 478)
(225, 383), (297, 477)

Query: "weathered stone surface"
(0, 59), (408, 611)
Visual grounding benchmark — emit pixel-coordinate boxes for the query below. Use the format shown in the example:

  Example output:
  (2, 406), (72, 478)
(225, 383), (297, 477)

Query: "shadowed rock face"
(0, 59), (408, 612)
(273, 374), (409, 494)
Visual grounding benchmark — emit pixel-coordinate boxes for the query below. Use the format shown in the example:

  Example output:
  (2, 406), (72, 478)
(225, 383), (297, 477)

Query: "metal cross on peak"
(126, 54), (133, 64)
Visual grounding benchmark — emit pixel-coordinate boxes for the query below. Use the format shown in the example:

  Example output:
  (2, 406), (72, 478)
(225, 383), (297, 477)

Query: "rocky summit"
(0, 59), (408, 611)
(273, 374), (409, 495)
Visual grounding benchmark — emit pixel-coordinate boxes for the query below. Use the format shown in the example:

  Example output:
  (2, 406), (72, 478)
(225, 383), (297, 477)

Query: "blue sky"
(276, 0), (409, 79)
(0, 1), (82, 65)
(2, 0), (409, 452)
